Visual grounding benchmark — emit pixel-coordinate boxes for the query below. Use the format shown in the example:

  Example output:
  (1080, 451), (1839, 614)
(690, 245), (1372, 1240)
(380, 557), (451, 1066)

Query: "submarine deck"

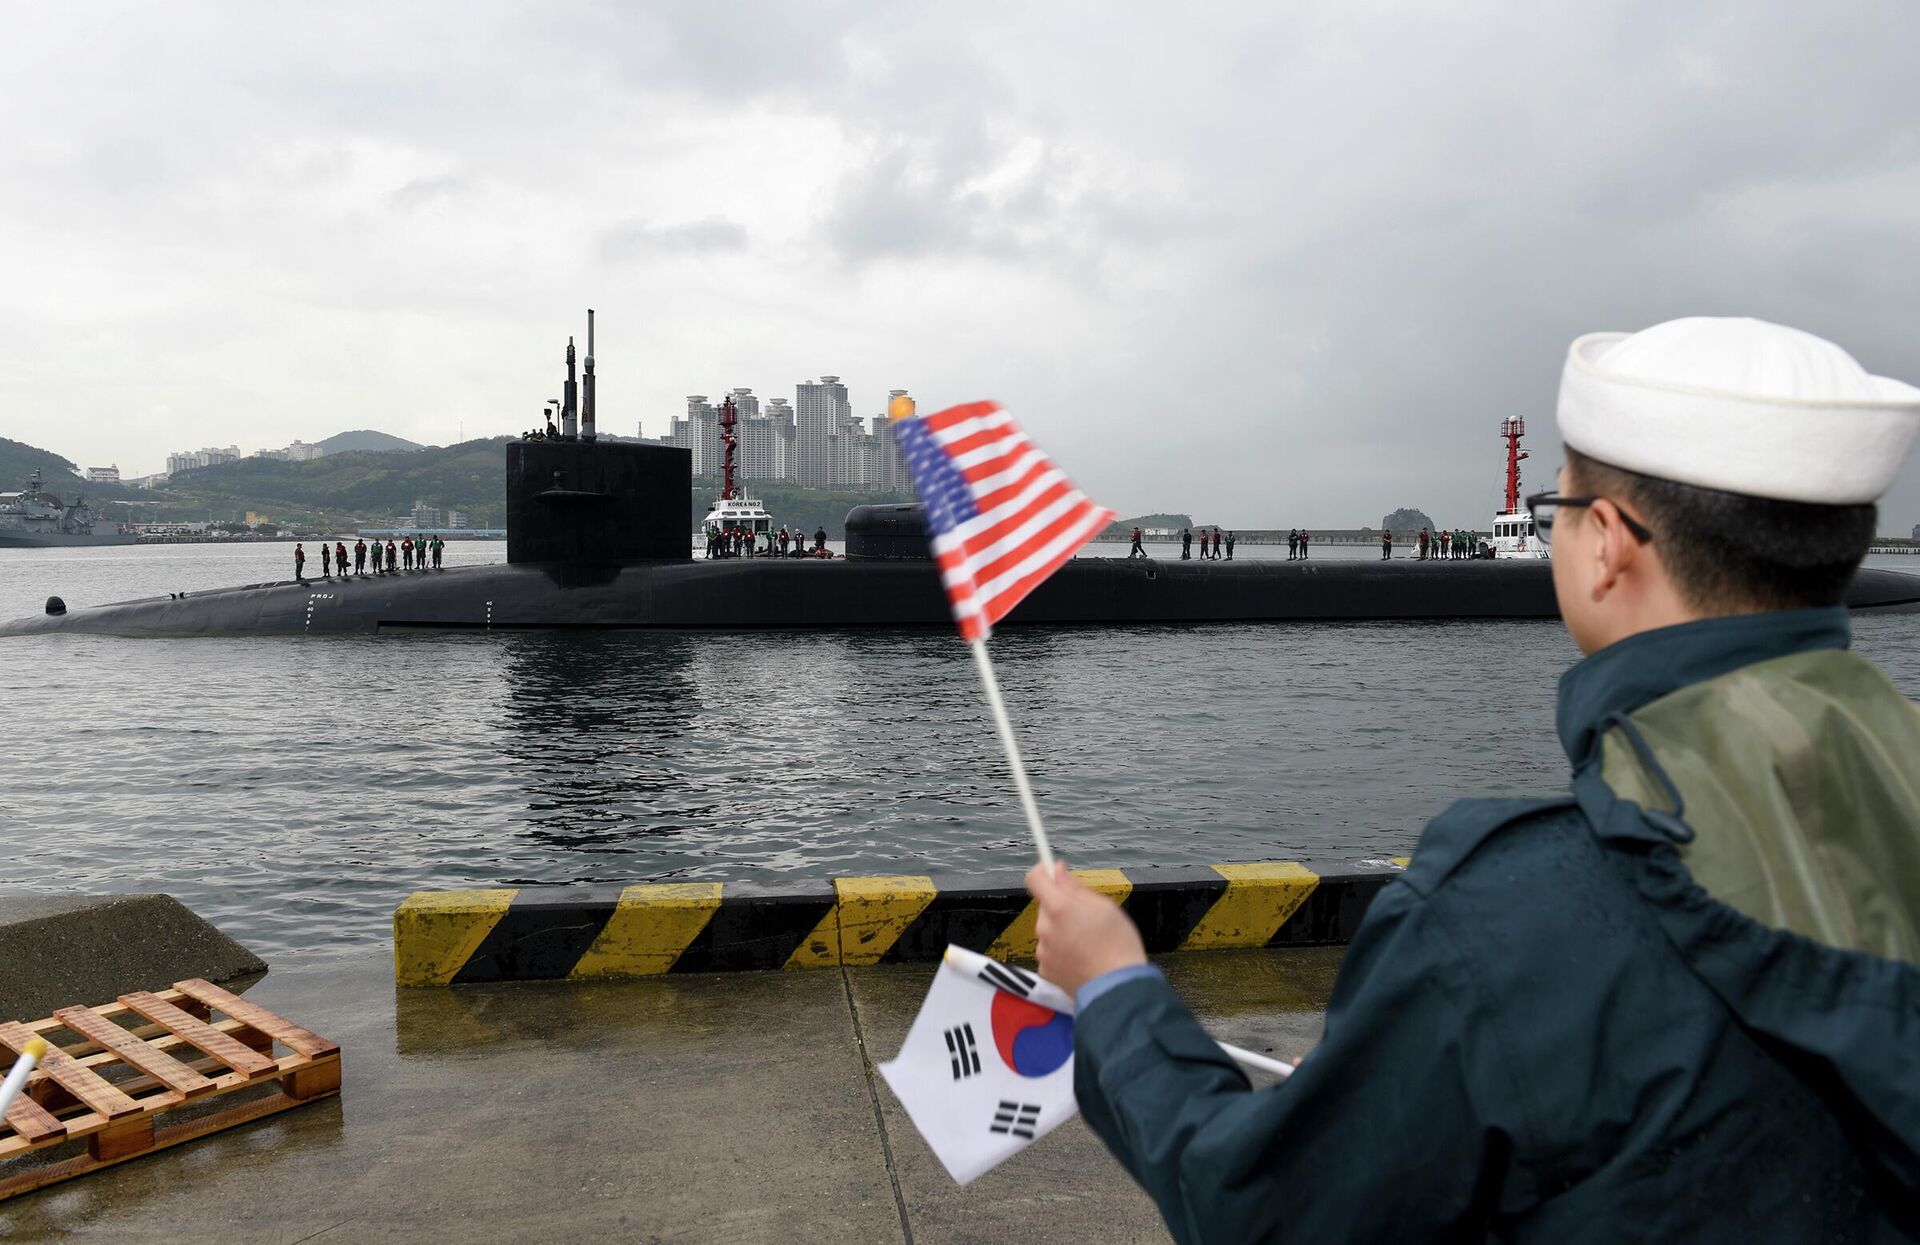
(5, 557), (1920, 637)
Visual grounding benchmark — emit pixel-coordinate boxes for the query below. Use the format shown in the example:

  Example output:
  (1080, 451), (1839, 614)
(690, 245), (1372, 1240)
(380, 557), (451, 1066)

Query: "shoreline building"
(165, 445), (242, 477)
(795, 376), (850, 488)
(251, 439), (324, 463)
(740, 394), (796, 482)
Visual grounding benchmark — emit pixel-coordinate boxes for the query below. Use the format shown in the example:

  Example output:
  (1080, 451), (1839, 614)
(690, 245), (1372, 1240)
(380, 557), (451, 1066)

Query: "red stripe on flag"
(957, 480), (1078, 570)
(974, 505), (1115, 629)
(973, 461), (1063, 521)
(940, 424), (1018, 460)
(968, 496), (1100, 590)
(924, 400), (1003, 435)
(959, 445), (1044, 492)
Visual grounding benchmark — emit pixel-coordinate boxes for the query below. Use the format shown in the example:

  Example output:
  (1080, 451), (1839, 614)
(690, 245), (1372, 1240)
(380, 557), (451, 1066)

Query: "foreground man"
(1029, 317), (1920, 1242)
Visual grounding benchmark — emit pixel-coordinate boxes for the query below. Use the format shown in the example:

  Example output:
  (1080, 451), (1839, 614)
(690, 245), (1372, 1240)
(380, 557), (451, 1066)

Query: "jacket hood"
(1559, 608), (1920, 1197)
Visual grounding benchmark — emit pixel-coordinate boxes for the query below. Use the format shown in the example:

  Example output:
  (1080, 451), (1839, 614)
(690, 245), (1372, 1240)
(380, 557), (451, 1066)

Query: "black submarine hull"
(6, 557), (1920, 636)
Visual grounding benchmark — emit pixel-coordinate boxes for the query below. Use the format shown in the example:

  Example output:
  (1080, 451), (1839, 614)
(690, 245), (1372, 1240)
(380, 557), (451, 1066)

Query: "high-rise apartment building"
(866, 413), (903, 493)
(795, 376), (850, 487)
(684, 396), (718, 476)
(740, 402), (794, 482)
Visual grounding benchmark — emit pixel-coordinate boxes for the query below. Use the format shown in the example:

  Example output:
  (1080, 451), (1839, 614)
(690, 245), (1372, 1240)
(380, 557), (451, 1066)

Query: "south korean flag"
(878, 946), (1080, 1185)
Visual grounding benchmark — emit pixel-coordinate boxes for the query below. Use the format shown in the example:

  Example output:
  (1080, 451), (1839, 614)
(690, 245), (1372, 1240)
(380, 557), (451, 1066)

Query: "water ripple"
(4, 544), (1918, 955)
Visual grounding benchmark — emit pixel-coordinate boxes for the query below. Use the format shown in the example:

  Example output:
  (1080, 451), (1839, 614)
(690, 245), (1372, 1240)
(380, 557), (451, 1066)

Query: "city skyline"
(642, 377), (908, 494)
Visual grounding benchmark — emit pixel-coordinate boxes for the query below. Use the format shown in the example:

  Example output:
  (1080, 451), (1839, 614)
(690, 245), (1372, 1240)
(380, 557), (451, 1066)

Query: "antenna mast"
(1500, 417), (1528, 513)
(581, 309), (597, 442)
(719, 393), (740, 501)
(561, 337), (579, 440)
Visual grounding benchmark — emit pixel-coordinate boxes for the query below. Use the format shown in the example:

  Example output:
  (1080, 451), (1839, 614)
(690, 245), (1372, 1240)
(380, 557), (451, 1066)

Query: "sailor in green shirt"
(1027, 317), (1920, 1242)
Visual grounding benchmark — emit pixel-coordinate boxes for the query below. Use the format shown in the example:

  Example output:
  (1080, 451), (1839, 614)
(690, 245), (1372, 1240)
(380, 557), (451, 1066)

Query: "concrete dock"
(0, 946), (1342, 1243)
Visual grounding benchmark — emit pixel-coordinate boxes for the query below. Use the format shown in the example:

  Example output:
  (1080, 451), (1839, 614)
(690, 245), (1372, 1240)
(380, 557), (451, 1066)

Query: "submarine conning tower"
(506, 439), (692, 564)
(506, 309), (692, 566)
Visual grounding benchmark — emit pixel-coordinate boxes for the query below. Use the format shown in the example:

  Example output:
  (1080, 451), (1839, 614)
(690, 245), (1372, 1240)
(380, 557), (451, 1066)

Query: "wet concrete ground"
(0, 946), (1342, 1243)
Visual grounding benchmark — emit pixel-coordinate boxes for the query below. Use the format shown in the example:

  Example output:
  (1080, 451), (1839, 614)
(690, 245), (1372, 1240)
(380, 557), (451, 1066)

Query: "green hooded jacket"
(1074, 607), (1920, 1242)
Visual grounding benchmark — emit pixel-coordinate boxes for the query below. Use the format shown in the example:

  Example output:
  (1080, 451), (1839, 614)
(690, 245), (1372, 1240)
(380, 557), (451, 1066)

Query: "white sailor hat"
(1556, 317), (1920, 504)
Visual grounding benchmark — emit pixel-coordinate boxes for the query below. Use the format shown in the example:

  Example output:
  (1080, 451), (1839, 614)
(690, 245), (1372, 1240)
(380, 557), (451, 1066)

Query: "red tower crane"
(718, 394), (740, 503)
(1501, 417), (1528, 513)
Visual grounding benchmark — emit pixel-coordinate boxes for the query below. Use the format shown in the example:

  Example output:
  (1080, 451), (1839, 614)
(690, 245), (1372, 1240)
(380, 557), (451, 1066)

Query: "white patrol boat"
(703, 495), (774, 542)
(1490, 417), (1548, 560)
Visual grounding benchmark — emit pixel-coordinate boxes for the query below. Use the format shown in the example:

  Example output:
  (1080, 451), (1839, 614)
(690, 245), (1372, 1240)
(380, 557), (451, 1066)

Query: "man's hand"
(1025, 860), (1149, 997)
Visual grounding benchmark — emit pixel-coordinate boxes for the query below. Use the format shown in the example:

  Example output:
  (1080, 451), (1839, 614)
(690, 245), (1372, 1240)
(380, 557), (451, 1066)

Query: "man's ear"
(1587, 499), (1644, 601)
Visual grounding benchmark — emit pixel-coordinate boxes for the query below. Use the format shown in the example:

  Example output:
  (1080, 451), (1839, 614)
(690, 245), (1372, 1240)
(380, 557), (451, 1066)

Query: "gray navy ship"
(0, 469), (135, 548)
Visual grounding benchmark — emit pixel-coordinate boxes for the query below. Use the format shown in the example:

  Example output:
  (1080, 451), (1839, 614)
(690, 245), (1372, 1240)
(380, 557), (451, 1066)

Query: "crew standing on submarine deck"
(1130, 526), (1146, 558)
(354, 538), (367, 575)
(293, 543), (305, 580)
(1024, 317), (1920, 1242)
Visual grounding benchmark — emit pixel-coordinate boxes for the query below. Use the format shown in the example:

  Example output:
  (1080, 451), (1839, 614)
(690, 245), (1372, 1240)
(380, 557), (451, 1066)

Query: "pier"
(0, 942), (1334, 1242)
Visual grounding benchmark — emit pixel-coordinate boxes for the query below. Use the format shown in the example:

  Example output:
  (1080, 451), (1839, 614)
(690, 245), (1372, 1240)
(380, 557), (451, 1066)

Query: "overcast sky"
(3, 2), (1917, 529)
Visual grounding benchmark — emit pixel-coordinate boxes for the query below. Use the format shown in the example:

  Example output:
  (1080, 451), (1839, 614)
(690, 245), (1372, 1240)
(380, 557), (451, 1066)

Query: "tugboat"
(699, 392), (777, 552)
(1488, 417), (1547, 560)
(0, 469), (136, 548)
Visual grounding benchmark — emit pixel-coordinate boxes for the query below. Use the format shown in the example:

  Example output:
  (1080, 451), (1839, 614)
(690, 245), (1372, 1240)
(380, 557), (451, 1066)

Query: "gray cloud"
(596, 217), (749, 262)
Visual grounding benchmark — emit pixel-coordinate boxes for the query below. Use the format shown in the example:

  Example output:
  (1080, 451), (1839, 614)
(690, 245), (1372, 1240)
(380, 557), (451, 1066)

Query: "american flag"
(893, 401), (1116, 642)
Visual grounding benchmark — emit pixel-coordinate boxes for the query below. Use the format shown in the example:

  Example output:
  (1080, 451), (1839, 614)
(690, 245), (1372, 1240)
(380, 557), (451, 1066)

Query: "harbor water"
(4, 539), (1918, 957)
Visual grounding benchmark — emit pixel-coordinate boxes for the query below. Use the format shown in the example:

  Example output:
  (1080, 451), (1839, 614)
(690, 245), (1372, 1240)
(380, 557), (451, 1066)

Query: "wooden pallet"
(0, 978), (340, 1201)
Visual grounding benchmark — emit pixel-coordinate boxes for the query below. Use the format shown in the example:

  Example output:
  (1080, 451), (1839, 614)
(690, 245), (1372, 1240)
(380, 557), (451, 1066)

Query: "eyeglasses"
(1524, 493), (1654, 548)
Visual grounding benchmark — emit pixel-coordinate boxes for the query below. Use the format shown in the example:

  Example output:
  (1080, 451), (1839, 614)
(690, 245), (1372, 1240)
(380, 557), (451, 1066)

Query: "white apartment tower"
(795, 376), (849, 488)
(684, 396), (718, 476)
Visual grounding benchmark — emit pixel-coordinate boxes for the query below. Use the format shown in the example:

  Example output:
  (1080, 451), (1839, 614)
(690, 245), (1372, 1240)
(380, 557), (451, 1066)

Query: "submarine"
(6, 316), (1920, 638)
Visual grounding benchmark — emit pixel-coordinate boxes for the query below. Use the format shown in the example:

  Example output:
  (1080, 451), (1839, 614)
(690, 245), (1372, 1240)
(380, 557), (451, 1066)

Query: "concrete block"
(393, 860), (1403, 987)
(0, 894), (266, 1022)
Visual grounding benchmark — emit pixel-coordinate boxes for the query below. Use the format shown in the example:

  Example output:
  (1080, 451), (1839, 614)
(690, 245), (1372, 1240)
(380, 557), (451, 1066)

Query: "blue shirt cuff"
(1076, 963), (1164, 1013)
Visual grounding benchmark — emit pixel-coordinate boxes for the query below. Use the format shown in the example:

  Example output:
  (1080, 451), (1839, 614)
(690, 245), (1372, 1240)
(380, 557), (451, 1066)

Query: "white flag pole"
(1218, 1040), (1295, 1079)
(969, 637), (1055, 869)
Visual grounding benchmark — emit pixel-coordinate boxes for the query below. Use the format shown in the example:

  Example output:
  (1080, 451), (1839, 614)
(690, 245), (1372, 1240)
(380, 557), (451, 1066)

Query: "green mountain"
(0, 437), (81, 487)
(151, 438), (512, 527)
(316, 429), (423, 455)
(0, 438), (144, 503)
(1114, 513), (1193, 530)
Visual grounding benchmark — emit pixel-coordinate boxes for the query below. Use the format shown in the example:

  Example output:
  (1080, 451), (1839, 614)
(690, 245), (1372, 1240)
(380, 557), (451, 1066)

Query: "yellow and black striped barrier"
(393, 861), (1405, 987)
